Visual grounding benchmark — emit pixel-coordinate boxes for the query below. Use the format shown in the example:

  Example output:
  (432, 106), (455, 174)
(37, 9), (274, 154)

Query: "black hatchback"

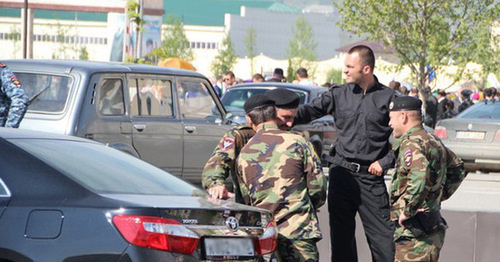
(0, 128), (278, 261)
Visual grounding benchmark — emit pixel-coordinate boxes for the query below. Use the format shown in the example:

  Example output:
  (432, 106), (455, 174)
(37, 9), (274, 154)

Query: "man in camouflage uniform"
(388, 96), (466, 262)
(0, 62), (29, 128)
(202, 88), (301, 203)
(237, 94), (327, 262)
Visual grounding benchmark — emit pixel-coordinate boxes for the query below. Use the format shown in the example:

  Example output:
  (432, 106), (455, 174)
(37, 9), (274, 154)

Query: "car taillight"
(253, 220), (278, 255)
(434, 126), (448, 139)
(113, 215), (199, 254)
(494, 130), (500, 142)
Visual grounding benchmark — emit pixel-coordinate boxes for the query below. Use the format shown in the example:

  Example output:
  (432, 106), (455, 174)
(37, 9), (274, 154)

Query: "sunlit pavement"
(317, 170), (500, 262)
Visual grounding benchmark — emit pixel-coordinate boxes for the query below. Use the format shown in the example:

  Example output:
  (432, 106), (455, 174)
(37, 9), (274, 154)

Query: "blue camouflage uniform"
(0, 62), (29, 128)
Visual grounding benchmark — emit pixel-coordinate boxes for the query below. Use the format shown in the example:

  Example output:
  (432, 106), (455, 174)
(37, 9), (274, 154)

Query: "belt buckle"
(351, 162), (361, 173)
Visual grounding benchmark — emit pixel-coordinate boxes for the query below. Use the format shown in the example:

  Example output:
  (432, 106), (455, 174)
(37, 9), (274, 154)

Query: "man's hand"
(368, 161), (383, 176)
(207, 185), (234, 199)
(398, 212), (410, 227)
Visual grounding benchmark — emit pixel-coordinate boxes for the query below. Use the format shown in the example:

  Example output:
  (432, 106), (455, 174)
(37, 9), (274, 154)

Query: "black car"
(221, 82), (337, 158)
(0, 128), (278, 261)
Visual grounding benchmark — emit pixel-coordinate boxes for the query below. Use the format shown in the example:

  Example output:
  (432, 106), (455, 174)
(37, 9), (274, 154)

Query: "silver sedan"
(434, 100), (500, 172)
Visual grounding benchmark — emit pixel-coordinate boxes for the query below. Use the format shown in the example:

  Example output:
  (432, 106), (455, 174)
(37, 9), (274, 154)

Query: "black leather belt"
(322, 154), (370, 173)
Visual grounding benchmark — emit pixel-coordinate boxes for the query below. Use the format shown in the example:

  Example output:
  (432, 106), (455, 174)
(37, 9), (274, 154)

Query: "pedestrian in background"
(267, 68), (286, 82)
(388, 96), (466, 262)
(0, 62), (29, 128)
(252, 73), (265, 82)
(202, 89), (301, 202)
(237, 94), (327, 262)
(294, 45), (396, 262)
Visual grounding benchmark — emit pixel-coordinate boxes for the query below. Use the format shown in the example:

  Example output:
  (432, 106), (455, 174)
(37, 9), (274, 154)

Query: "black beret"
(390, 96), (422, 111)
(244, 94), (275, 113)
(265, 88), (300, 109)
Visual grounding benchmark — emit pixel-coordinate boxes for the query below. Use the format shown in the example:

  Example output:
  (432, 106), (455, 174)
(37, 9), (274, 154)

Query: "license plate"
(456, 131), (485, 140)
(204, 238), (255, 257)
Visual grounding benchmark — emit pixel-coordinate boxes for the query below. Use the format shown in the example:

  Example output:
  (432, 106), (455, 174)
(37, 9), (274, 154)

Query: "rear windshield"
(458, 102), (500, 119)
(15, 73), (72, 113)
(12, 139), (205, 196)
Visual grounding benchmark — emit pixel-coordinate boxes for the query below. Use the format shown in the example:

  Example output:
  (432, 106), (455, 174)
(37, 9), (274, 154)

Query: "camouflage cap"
(265, 88), (300, 109)
(244, 94), (275, 113)
(390, 96), (422, 111)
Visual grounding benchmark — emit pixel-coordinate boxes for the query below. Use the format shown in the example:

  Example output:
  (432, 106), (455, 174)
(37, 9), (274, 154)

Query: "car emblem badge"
(225, 216), (239, 232)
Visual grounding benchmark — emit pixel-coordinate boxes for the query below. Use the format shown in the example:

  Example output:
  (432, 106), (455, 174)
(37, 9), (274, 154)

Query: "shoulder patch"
(220, 137), (235, 151)
(403, 149), (413, 167)
(10, 76), (21, 87)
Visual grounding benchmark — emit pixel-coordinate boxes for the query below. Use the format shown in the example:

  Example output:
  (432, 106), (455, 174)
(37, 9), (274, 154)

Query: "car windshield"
(12, 139), (205, 196)
(458, 101), (500, 119)
(221, 87), (307, 112)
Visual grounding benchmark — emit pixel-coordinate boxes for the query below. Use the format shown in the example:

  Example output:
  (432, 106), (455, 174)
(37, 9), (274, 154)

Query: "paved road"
(316, 171), (500, 262)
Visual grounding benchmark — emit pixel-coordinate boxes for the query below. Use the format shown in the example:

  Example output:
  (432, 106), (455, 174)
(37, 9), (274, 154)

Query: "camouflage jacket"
(0, 62), (29, 128)
(390, 125), (465, 237)
(237, 123), (327, 240)
(201, 125), (255, 203)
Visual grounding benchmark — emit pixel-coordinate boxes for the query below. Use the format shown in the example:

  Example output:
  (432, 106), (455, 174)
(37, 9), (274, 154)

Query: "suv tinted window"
(178, 79), (220, 119)
(16, 73), (72, 113)
(129, 78), (174, 117)
(459, 102), (500, 119)
(13, 139), (204, 196)
(98, 78), (125, 115)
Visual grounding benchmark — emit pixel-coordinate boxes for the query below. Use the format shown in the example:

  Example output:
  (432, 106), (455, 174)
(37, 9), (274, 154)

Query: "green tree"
(126, 0), (145, 61)
(286, 16), (318, 82)
(149, 15), (193, 62)
(325, 68), (344, 85)
(211, 34), (237, 78)
(79, 47), (89, 60)
(244, 27), (257, 76)
(334, 0), (500, 90)
(52, 22), (71, 59)
(8, 25), (21, 58)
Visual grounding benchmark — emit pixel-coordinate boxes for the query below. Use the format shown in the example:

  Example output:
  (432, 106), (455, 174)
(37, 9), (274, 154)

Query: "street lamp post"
(22, 0), (28, 59)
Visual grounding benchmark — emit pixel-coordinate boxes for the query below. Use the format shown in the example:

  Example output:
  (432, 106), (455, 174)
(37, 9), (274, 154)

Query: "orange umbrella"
(157, 58), (196, 71)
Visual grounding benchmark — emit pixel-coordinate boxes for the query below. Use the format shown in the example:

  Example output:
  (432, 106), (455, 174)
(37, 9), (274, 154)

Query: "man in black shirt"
(294, 45), (396, 262)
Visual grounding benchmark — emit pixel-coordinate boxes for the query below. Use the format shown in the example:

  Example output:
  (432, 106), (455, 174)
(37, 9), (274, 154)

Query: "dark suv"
(6, 59), (232, 183)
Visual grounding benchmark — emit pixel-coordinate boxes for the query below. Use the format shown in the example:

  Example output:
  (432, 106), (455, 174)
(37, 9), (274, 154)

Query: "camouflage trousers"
(394, 230), (445, 262)
(277, 236), (319, 262)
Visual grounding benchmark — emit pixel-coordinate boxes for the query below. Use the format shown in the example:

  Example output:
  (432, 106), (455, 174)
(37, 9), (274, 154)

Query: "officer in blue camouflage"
(0, 62), (29, 128)
(388, 96), (466, 262)
(202, 88), (301, 203)
(237, 94), (327, 262)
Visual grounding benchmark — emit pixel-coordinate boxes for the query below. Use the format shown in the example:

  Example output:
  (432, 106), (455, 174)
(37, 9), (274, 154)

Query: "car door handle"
(185, 126), (196, 133)
(134, 124), (146, 132)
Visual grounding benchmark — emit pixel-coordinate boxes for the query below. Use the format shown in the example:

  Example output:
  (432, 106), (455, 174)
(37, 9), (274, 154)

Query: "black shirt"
(295, 78), (396, 169)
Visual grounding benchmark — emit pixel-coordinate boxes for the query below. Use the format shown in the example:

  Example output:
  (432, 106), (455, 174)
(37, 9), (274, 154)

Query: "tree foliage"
(334, 0), (500, 90)
(286, 16), (318, 82)
(149, 15), (193, 62)
(211, 34), (237, 78)
(244, 27), (257, 75)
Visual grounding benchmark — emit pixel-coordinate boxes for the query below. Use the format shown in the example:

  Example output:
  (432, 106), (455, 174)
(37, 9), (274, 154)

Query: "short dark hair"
(247, 105), (276, 125)
(225, 71), (235, 78)
(296, 67), (308, 78)
(348, 45), (375, 69)
(484, 87), (497, 98)
(437, 89), (447, 97)
(252, 73), (265, 82)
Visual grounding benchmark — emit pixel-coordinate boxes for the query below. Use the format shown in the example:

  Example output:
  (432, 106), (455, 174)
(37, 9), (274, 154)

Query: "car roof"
(229, 82), (324, 92)
(3, 59), (205, 78)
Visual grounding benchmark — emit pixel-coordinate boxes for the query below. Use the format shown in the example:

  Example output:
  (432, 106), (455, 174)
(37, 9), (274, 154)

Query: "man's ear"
(362, 65), (371, 75)
(246, 115), (255, 129)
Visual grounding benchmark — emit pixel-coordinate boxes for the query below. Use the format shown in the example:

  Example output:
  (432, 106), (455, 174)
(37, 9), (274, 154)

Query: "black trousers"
(328, 166), (394, 262)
